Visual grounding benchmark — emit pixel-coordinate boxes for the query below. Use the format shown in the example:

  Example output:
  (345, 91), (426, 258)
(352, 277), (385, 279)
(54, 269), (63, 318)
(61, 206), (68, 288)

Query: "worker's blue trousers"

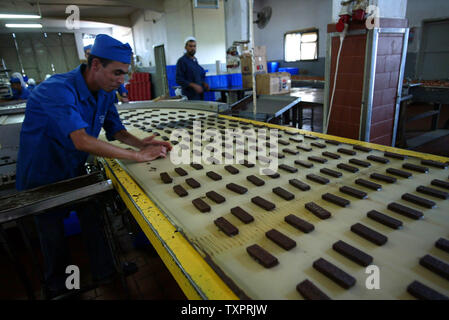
(34, 201), (116, 293)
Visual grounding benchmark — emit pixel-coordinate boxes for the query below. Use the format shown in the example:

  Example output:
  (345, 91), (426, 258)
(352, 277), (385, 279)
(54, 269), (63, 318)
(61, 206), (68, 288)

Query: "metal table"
(208, 86), (252, 103)
(397, 83), (449, 148)
(285, 87), (324, 130)
(228, 94), (302, 125)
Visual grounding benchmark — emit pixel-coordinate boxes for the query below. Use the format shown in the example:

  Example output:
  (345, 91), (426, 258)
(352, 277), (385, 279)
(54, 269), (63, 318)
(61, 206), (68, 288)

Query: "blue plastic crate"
(267, 61), (279, 73)
(218, 75), (227, 87)
(206, 75), (220, 89)
(278, 67), (299, 75)
(230, 73), (242, 87)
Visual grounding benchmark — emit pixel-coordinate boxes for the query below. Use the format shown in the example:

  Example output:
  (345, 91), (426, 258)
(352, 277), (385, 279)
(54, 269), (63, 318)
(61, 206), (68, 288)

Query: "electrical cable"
(325, 24), (348, 134)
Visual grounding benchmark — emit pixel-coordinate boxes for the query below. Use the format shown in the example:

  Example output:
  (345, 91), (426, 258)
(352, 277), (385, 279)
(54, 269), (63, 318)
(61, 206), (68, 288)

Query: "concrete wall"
(224, 0), (249, 48)
(131, 0), (226, 67)
(254, 0), (332, 59)
(253, 0), (332, 76)
(130, 10), (168, 67)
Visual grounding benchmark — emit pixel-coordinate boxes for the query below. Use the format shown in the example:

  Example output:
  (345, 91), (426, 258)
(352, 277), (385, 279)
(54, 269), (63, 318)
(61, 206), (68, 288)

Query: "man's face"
(92, 59), (129, 92)
(185, 41), (196, 56)
(84, 49), (91, 59)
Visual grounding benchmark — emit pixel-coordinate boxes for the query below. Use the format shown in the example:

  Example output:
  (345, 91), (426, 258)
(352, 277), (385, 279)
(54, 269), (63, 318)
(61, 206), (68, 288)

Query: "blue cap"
(83, 44), (92, 52)
(90, 34), (132, 64)
(10, 77), (20, 84)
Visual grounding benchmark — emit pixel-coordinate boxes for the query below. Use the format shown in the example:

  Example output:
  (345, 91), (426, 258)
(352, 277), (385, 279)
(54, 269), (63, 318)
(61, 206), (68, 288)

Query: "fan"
(254, 6), (272, 29)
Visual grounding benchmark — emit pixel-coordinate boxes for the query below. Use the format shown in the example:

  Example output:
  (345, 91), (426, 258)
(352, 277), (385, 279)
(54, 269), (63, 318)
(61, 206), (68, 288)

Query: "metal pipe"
(391, 28), (410, 147)
(248, 0), (257, 118)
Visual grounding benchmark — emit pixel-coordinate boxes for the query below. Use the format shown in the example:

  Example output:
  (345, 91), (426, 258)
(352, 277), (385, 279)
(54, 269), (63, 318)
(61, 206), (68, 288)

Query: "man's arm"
(70, 129), (167, 162)
(113, 129), (172, 151)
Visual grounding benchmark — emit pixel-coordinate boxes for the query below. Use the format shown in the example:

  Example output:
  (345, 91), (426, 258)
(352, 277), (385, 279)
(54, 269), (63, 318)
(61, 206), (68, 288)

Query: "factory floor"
(1, 102), (447, 301)
(0, 210), (187, 300)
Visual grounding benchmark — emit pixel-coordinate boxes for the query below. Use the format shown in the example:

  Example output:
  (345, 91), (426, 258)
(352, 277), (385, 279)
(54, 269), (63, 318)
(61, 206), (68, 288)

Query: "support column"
(325, 0), (409, 146)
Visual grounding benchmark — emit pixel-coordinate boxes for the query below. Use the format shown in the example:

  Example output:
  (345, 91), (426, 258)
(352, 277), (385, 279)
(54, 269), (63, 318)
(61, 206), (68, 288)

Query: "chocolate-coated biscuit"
(332, 240), (373, 266)
(289, 179), (311, 191)
(416, 186), (448, 199)
(340, 186), (367, 199)
(305, 202), (331, 219)
(313, 258), (356, 289)
(387, 202), (423, 220)
(296, 280), (331, 300)
(401, 193), (436, 209)
(273, 187), (295, 200)
(355, 179), (382, 191)
(226, 183), (248, 194)
(306, 174), (329, 185)
(206, 191), (226, 204)
(214, 217), (238, 236)
(367, 210), (402, 229)
(351, 223), (388, 245)
(320, 168), (342, 178)
(266, 229), (296, 250)
(407, 281), (449, 300)
(251, 196), (276, 211)
(246, 244), (278, 268)
(160, 172), (173, 184)
(173, 185), (188, 197)
(231, 207), (254, 224)
(192, 198), (210, 213)
(285, 214), (314, 233)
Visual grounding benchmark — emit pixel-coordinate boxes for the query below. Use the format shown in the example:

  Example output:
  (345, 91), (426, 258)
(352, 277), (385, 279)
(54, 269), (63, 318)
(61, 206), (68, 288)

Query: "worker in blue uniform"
(10, 76), (30, 100)
(176, 36), (209, 100)
(16, 34), (172, 299)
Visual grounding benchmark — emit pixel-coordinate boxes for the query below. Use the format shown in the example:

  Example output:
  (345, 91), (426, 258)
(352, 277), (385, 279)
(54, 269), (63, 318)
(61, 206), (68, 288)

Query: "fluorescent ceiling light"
(0, 14), (41, 19)
(5, 23), (42, 28)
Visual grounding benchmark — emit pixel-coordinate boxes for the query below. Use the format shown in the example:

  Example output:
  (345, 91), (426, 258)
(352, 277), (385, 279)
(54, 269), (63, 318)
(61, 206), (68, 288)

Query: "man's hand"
(190, 83), (204, 94)
(203, 82), (210, 92)
(135, 145), (167, 162)
(142, 135), (173, 151)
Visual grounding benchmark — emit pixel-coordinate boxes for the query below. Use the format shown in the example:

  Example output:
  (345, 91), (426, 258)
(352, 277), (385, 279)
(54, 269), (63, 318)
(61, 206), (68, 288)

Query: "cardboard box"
(242, 74), (253, 88)
(240, 55), (268, 76)
(256, 72), (291, 95)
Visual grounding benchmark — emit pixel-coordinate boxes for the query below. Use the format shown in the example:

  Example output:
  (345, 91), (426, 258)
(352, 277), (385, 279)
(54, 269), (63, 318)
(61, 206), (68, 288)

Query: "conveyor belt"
(100, 104), (449, 300)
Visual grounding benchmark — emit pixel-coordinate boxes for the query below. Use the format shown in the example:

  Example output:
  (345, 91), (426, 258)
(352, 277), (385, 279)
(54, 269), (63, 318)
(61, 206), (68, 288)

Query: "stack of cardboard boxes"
(240, 45), (291, 95)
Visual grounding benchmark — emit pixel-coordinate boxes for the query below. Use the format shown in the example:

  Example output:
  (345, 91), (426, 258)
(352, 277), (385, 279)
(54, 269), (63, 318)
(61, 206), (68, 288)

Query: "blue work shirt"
(12, 86), (30, 100)
(176, 54), (206, 100)
(16, 64), (125, 191)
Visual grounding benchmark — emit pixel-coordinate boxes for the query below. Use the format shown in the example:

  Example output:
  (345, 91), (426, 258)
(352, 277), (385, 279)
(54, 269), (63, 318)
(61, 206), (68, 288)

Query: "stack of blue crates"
(167, 65), (243, 101)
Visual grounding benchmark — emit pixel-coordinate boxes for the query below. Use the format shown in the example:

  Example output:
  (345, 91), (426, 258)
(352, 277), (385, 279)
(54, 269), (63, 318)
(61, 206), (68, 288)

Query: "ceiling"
(0, 0), (165, 26)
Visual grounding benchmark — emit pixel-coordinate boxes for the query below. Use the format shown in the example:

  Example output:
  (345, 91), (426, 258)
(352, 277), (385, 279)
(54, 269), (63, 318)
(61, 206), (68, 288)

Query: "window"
(284, 29), (318, 62)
